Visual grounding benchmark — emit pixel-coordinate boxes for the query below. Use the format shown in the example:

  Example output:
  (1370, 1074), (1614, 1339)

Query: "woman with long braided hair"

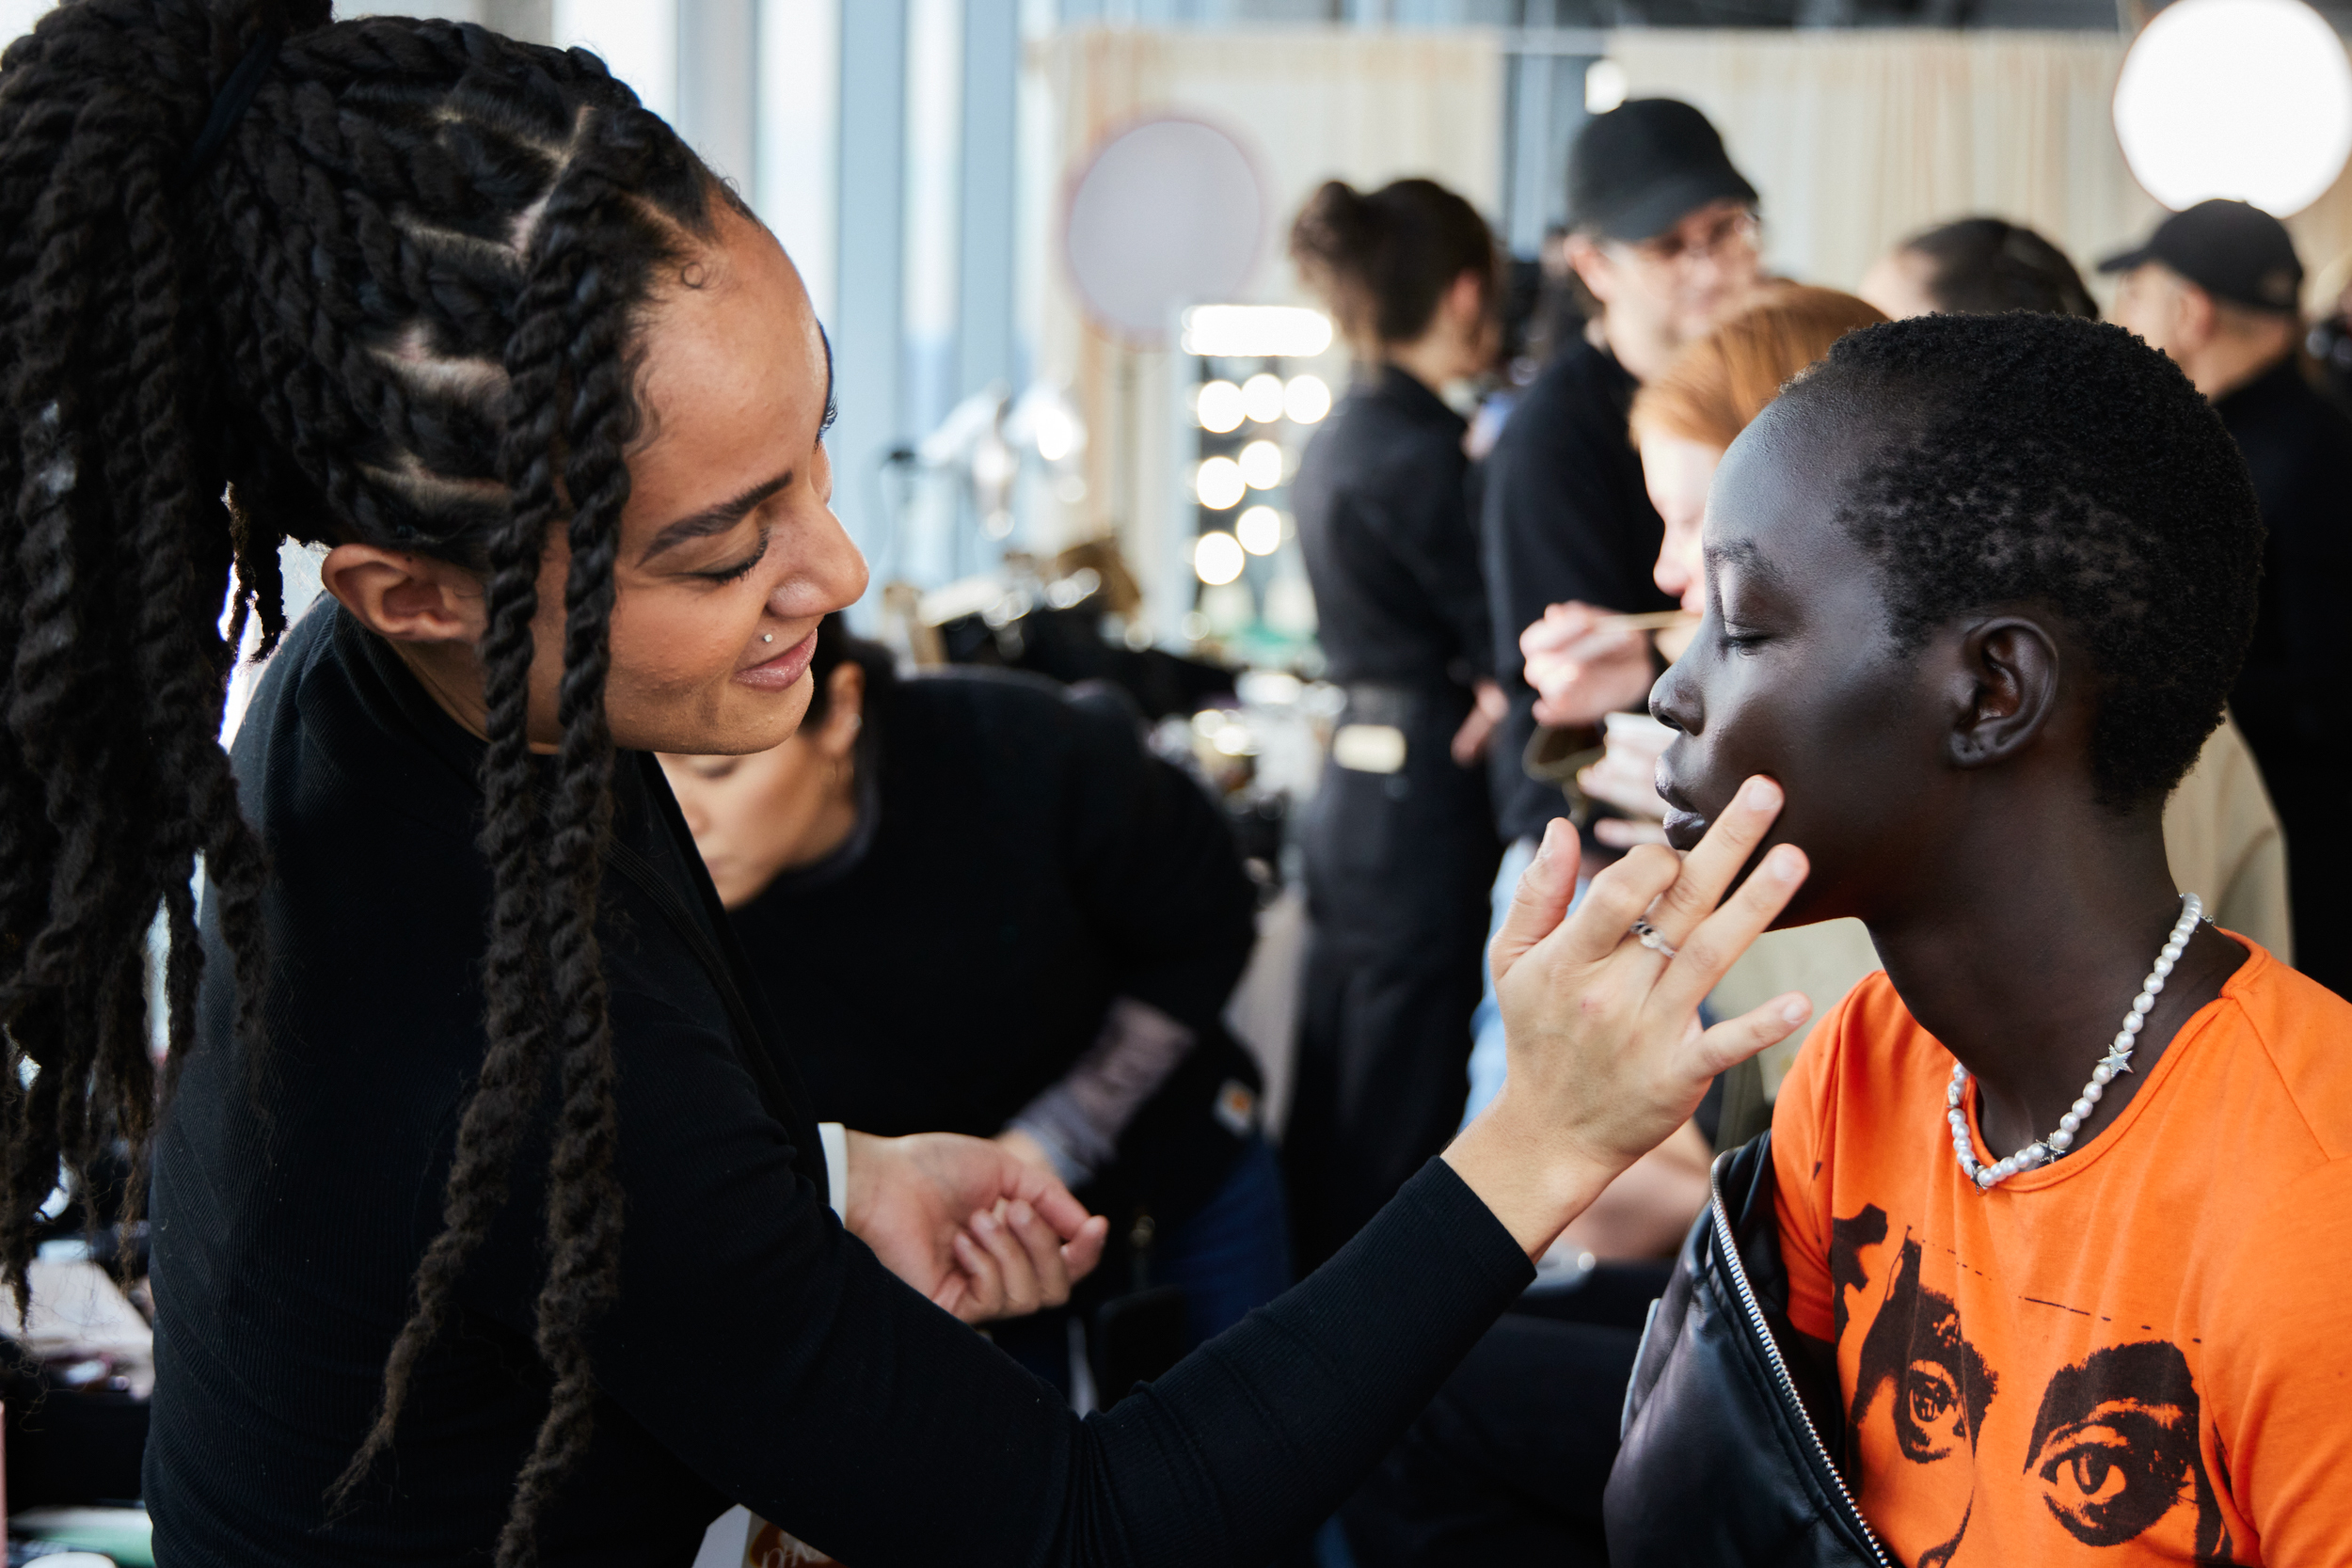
(0, 2), (1820, 1562)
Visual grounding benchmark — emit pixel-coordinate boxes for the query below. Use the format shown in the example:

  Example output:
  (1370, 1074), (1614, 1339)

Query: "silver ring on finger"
(1629, 919), (1678, 959)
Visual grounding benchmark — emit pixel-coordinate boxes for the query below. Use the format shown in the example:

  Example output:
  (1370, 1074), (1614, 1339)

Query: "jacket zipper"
(1708, 1179), (1894, 1568)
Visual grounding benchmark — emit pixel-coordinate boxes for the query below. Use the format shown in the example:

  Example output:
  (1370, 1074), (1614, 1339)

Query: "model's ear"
(321, 544), (485, 644)
(1946, 616), (2062, 770)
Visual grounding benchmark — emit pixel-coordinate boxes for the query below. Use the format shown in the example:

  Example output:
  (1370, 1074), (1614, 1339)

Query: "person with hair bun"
(1282, 176), (1507, 1270)
(1860, 215), (2099, 322)
(0, 4), (1817, 1563)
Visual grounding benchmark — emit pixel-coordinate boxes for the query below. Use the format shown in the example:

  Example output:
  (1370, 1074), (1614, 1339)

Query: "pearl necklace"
(1947, 893), (2202, 1192)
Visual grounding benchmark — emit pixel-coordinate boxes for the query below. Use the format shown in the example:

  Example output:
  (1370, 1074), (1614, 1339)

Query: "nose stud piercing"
(762, 633), (774, 643)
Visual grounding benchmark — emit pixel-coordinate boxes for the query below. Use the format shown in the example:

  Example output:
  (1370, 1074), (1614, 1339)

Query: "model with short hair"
(1619, 309), (2349, 1565)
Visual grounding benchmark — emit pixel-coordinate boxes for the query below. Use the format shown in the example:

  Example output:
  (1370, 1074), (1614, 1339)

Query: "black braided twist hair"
(0, 2), (730, 1556)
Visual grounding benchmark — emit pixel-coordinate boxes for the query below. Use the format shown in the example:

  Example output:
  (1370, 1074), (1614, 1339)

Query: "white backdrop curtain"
(1603, 27), (2352, 307)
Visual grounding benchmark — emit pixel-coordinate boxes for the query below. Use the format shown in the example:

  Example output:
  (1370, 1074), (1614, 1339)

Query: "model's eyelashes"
(694, 526), (771, 584)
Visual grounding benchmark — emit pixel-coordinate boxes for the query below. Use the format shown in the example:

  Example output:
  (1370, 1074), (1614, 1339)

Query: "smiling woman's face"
(531, 203), (868, 757)
(1648, 399), (1953, 926)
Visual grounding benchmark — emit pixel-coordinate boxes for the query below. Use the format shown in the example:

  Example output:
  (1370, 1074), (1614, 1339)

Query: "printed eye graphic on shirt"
(1828, 1203), (2243, 1567)
(1847, 1231), (1994, 1568)
(2023, 1340), (2233, 1565)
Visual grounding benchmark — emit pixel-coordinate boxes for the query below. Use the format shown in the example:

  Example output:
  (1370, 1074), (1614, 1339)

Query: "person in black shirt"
(1465, 100), (1765, 1157)
(661, 621), (1287, 1356)
(1484, 101), (1764, 854)
(0, 6), (1823, 1561)
(1282, 178), (1506, 1268)
(2107, 199), (2352, 996)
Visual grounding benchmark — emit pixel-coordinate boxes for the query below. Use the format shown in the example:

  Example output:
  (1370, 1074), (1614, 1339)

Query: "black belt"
(1340, 680), (1461, 727)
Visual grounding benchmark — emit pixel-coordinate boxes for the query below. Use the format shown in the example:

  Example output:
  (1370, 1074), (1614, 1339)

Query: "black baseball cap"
(1567, 99), (1758, 244)
(2097, 199), (2304, 313)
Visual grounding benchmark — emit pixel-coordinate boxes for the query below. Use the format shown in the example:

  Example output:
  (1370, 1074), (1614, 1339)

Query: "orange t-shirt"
(1773, 940), (2352, 1567)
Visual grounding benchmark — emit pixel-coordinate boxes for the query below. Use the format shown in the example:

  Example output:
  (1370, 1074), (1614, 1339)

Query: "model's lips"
(734, 628), (818, 692)
(1661, 810), (1709, 852)
(1654, 766), (1708, 852)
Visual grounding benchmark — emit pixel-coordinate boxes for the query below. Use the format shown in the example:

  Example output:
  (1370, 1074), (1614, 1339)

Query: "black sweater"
(1290, 364), (1492, 690)
(1479, 341), (1677, 844)
(732, 667), (1261, 1225)
(145, 605), (1534, 1565)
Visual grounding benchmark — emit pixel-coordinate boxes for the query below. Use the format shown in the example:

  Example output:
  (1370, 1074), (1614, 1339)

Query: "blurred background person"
(1343, 286), (1881, 1568)
(1281, 177), (1505, 1271)
(1859, 214), (2099, 319)
(1469, 98), (1765, 1134)
(2106, 199), (2352, 995)
(662, 619), (1288, 1385)
(2311, 247), (2352, 409)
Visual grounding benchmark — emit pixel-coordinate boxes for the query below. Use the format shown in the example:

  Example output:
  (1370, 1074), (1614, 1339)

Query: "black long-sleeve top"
(1479, 341), (1677, 844)
(730, 667), (1261, 1225)
(2217, 356), (2352, 778)
(145, 604), (1535, 1565)
(1291, 364), (1492, 690)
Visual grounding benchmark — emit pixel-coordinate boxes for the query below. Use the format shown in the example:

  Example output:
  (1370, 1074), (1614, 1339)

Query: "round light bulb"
(1194, 455), (1246, 511)
(2113, 0), (2352, 216)
(1237, 504), (1284, 555)
(1585, 60), (1629, 116)
(1238, 438), (1285, 491)
(1283, 373), (1332, 424)
(1194, 531), (1246, 586)
(1241, 372), (1287, 424)
(1195, 379), (1246, 435)
(1033, 406), (1078, 463)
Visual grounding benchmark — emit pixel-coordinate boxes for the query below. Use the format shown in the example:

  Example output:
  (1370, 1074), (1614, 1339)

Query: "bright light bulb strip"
(1181, 305), (1335, 359)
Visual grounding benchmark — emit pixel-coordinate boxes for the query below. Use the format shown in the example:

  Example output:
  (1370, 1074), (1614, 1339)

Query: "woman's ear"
(813, 662), (866, 761)
(1446, 268), (1488, 327)
(321, 544), (485, 644)
(1946, 616), (2062, 771)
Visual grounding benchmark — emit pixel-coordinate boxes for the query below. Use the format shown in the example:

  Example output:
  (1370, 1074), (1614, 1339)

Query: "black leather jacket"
(1605, 1133), (1893, 1567)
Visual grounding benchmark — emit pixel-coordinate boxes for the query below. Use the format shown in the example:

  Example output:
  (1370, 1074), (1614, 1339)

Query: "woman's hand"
(1579, 714), (1675, 848)
(1443, 776), (1812, 1258)
(1450, 679), (1509, 766)
(1520, 603), (1655, 727)
(843, 1131), (1111, 1323)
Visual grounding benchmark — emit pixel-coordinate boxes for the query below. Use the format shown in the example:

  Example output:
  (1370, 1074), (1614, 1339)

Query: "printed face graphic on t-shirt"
(1828, 1206), (2235, 1567)
(2024, 1340), (2230, 1560)
(1849, 1235), (1995, 1567)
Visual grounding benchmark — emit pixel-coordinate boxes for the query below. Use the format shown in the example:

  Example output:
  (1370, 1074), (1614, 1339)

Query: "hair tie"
(180, 27), (283, 182)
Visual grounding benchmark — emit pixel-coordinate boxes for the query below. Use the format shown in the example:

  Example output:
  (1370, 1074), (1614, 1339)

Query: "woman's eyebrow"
(641, 470), (794, 564)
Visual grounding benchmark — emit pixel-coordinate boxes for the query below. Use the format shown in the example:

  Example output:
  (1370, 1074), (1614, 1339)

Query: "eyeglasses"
(1613, 211), (1761, 272)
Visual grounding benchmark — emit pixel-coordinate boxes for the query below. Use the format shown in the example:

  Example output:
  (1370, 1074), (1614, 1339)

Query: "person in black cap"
(2108, 198), (2352, 998)
(1468, 97), (1764, 1111)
